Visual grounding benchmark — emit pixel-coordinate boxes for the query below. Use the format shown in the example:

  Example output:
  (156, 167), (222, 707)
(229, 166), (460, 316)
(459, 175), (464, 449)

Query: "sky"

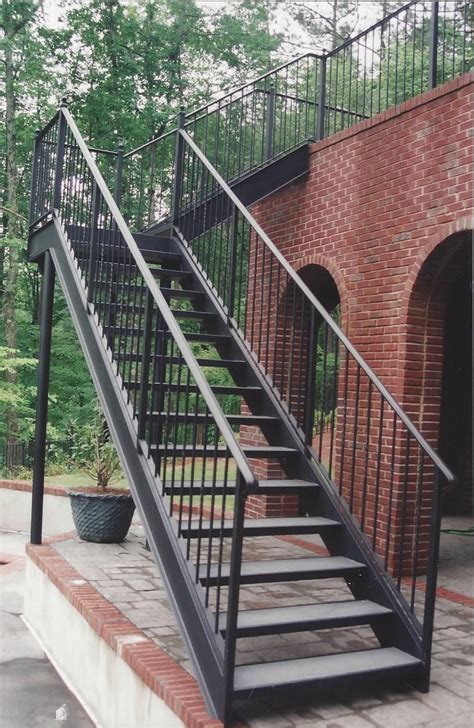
(43, 1), (393, 59)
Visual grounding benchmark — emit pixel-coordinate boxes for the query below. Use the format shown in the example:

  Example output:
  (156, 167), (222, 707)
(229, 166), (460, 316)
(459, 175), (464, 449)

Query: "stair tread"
(204, 556), (366, 583)
(219, 600), (393, 635)
(164, 478), (316, 495)
(259, 479), (316, 489)
(126, 384), (260, 394)
(154, 412), (276, 422)
(181, 516), (340, 537)
(154, 444), (296, 453)
(151, 268), (192, 279)
(233, 648), (421, 692)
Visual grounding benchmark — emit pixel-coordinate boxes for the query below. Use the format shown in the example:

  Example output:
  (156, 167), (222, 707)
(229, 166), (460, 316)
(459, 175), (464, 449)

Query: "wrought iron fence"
(114, 1), (472, 232)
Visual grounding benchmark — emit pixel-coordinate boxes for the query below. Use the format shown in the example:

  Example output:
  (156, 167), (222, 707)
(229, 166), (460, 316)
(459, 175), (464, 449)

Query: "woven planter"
(68, 490), (135, 543)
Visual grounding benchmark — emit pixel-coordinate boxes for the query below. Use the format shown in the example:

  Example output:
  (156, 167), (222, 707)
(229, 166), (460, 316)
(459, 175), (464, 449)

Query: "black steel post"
(316, 54), (327, 141)
(28, 129), (41, 231)
(428, 1), (439, 90)
(304, 307), (318, 446)
(137, 290), (154, 442)
(265, 85), (276, 160)
(87, 180), (101, 304)
(114, 142), (124, 207)
(420, 469), (444, 691)
(226, 208), (239, 323)
(171, 107), (186, 225)
(30, 251), (55, 545)
(223, 475), (246, 724)
(53, 98), (68, 210)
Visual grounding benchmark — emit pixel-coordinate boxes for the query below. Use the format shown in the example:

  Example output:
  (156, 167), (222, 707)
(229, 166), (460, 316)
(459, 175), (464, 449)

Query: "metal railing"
(116, 1), (471, 232)
(175, 127), (455, 664)
(30, 105), (257, 714)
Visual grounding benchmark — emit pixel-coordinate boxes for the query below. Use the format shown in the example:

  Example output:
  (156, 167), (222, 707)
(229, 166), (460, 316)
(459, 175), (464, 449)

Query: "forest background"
(0, 0), (425, 472)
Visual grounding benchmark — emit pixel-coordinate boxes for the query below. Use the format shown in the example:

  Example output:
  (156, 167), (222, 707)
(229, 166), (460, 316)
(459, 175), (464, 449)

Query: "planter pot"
(68, 490), (135, 543)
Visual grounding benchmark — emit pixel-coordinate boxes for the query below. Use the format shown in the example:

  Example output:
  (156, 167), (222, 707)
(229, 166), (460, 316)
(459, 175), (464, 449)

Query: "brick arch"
(401, 213), (474, 316)
(292, 252), (350, 328)
(400, 224), (472, 441)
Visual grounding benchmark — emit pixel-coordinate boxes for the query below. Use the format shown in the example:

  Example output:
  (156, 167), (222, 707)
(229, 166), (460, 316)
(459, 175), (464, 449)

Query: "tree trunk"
(4, 40), (20, 444)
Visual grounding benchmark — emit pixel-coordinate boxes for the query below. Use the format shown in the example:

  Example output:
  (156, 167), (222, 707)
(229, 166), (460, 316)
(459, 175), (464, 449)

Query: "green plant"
(72, 408), (123, 490)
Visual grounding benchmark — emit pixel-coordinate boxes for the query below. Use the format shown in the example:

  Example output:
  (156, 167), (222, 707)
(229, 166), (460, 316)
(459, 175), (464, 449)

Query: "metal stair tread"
(202, 556), (366, 585)
(180, 516), (340, 538)
(233, 648), (422, 693)
(152, 444), (297, 455)
(153, 412), (277, 423)
(163, 477), (315, 495)
(125, 383), (260, 395)
(218, 599), (393, 636)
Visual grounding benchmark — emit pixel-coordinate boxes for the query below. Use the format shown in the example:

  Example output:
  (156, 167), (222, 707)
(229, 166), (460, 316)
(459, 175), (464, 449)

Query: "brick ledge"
(309, 71), (474, 155)
(25, 541), (245, 728)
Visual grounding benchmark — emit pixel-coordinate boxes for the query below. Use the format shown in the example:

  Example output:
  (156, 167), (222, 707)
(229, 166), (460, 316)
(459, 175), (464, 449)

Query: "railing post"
(226, 208), (239, 323)
(53, 98), (68, 210)
(172, 107), (186, 225)
(30, 251), (55, 545)
(304, 307), (318, 446)
(113, 142), (124, 207)
(29, 128), (41, 231)
(316, 54), (327, 141)
(428, 1), (439, 90)
(420, 468), (444, 691)
(87, 179), (101, 304)
(223, 473), (246, 724)
(137, 290), (154, 442)
(265, 85), (276, 160)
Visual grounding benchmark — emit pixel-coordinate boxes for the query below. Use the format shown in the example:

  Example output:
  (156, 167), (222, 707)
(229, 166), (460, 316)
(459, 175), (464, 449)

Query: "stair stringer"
(171, 228), (426, 670)
(34, 215), (232, 719)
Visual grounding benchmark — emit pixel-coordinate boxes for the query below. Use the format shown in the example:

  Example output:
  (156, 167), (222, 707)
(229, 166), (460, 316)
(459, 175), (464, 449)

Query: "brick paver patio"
(53, 520), (474, 727)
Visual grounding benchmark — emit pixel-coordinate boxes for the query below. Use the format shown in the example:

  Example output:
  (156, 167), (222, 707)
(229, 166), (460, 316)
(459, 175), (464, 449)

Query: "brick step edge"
(25, 542), (246, 728)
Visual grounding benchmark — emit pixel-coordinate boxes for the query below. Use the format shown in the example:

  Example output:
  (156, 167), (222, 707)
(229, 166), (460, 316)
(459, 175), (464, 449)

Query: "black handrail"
(61, 108), (256, 488)
(179, 128), (455, 483)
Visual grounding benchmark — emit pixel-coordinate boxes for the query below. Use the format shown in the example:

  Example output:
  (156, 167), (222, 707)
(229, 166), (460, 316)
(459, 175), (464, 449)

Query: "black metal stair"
(28, 52), (455, 717)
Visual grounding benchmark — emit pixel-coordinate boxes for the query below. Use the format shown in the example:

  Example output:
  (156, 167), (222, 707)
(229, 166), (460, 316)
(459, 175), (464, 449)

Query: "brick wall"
(243, 73), (473, 556)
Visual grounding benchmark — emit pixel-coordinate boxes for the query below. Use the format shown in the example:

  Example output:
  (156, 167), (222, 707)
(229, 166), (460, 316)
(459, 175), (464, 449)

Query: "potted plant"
(68, 411), (135, 543)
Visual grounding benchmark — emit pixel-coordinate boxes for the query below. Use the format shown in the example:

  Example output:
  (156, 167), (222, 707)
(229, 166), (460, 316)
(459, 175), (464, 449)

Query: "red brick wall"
(244, 73), (473, 553)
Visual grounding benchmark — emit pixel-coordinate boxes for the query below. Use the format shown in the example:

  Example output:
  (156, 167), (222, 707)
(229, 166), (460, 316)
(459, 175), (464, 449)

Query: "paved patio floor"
(48, 516), (474, 727)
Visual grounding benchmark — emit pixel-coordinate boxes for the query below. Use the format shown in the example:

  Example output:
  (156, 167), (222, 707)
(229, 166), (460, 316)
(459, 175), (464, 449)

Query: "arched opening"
(297, 264), (341, 455)
(439, 249), (472, 514)
(405, 231), (472, 516)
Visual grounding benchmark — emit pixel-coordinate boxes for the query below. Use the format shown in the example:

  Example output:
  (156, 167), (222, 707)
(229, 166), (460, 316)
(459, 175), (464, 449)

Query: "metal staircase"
(27, 2), (467, 723)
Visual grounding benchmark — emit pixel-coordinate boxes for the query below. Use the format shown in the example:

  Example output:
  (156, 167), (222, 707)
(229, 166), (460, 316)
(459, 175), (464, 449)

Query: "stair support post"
(265, 85), (276, 161)
(428, 2), (439, 90)
(30, 251), (55, 545)
(316, 55), (327, 141)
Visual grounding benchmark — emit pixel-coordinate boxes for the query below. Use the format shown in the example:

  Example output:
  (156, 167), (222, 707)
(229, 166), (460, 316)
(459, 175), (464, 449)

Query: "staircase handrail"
(178, 128), (455, 484)
(60, 107), (257, 490)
